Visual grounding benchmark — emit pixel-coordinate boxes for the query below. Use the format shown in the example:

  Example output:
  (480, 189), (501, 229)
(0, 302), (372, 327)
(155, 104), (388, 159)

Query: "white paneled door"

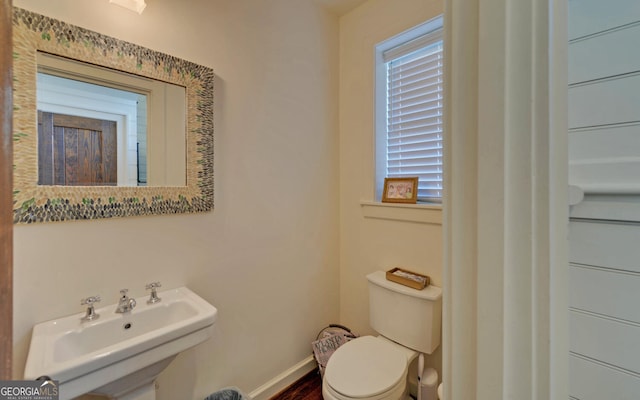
(568, 1), (640, 398)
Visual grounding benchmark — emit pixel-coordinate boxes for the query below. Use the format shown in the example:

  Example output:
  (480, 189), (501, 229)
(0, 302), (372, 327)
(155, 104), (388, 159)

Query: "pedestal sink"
(24, 287), (218, 400)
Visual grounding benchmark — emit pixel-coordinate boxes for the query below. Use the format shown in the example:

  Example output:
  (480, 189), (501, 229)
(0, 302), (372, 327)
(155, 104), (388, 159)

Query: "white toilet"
(322, 271), (442, 400)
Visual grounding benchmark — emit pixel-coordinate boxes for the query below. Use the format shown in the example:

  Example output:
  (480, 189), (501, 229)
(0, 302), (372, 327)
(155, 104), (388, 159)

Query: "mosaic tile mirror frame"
(12, 8), (214, 224)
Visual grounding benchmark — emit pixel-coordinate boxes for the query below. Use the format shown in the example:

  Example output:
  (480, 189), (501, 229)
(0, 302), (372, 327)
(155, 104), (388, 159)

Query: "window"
(375, 17), (444, 203)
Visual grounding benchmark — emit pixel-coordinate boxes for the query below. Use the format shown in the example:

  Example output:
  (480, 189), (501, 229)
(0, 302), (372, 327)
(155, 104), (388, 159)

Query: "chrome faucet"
(146, 281), (162, 304)
(80, 295), (101, 321)
(115, 289), (137, 313)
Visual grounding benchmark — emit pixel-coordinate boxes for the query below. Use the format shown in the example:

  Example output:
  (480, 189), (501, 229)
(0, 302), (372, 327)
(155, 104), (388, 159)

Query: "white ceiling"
(315, 0), (369, 16)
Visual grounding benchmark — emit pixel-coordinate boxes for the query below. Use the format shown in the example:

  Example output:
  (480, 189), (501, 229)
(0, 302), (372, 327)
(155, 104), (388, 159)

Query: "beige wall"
(12, 0), (340, 398)
(338, 0), (444, 374)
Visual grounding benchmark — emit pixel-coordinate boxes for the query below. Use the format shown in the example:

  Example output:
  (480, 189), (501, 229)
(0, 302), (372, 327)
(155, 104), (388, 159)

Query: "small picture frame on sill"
(382, 177), (418, 204)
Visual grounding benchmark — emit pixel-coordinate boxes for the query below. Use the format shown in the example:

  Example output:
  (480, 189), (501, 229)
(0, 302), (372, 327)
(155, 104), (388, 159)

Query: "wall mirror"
(12, 8), (214, 223)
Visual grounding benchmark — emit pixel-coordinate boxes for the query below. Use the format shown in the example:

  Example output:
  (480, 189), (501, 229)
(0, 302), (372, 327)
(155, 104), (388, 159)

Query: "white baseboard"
(247, 355), (318, 400)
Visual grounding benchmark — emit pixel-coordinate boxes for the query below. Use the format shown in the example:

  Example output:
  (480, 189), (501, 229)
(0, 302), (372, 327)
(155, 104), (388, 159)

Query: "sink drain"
(123, 322), (132, 330)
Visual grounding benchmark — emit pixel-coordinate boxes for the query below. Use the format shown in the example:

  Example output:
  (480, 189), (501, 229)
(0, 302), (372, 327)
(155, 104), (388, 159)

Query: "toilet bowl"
(322, 271), (442, 400)
(322, 336), (416, 400)
(437, 382), (443, 399)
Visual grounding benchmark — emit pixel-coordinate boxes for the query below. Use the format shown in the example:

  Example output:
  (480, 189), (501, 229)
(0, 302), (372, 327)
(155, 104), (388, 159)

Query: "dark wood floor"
(269, 369), (323, 400)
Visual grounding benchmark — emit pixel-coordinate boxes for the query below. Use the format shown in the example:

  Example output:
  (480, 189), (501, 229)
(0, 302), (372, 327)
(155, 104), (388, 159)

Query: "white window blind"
(384, 31), (443, 201)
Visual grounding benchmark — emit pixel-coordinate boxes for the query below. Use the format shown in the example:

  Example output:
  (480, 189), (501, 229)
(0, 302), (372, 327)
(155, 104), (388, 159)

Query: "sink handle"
(145, 282), (161, 290)
(146, 281), (162, 304)
(81, 295), (101, 305)
(80, 295), (101, 322)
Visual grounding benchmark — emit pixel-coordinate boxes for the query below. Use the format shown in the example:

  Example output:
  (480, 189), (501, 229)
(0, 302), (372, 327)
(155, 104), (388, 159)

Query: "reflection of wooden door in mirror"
(38, 112), (117, 186)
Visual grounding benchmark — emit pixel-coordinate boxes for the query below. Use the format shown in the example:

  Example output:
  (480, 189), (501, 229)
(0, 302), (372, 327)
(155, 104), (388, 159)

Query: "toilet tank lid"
(367, 271), (442, 300)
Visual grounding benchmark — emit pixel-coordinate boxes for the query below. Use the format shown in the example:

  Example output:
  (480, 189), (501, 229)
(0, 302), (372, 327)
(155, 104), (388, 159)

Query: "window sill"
(360, 201), (442, 225)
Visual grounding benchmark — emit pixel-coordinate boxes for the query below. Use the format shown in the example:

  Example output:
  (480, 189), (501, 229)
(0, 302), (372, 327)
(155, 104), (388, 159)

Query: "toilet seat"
(324, 336), (408, 399)
(323, 378), (406, 400)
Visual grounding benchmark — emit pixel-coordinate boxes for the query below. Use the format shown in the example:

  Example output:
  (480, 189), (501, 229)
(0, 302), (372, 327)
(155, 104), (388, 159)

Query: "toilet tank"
(367, 271), (442, 354)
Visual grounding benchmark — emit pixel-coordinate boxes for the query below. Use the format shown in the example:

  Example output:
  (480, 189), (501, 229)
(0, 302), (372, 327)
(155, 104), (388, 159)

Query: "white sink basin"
(24, 287), (218, 400)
